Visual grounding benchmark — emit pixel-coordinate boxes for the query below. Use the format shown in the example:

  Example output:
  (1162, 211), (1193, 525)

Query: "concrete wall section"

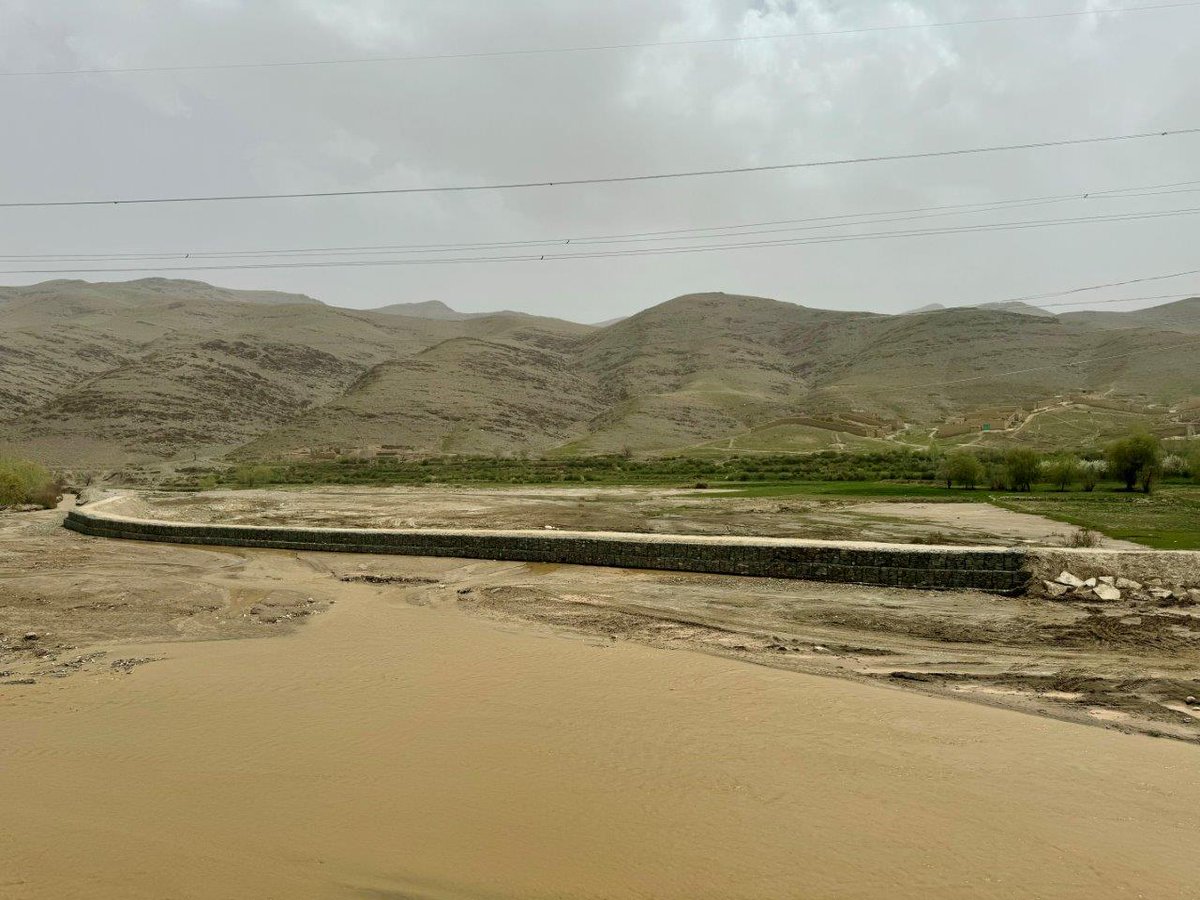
(64, 508), (1030, 593)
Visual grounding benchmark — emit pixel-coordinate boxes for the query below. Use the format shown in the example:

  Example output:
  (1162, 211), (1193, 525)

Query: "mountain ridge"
(2, 279), (1196, 465)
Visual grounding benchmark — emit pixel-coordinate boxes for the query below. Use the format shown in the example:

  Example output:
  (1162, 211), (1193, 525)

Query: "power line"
(985, 265), (1200, 304)
(0, 193), (1069, 260)
(7, 202), (1200, 276)
(0, 197), (1144, 262)
(907, 293), (1199, 314)
(4, 128), (1199, 209)
(6, 2), (1198, 77)
(3, 177), (1198, 265)
(1007, 293), (1196, 310)
(0, 194), (1081, 259)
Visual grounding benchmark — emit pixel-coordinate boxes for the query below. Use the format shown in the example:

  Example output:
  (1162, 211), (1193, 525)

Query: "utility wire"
(0, 192), (1066, 261)
(993, 293), (1197, 310)
(6, 1), (1198, 77)
(4, 177), (1198, 264)
(0, 198), (1121, 261)
(5, 203), (1200, 274)
(3, 128), (1199, 209)
(982, 265), (1200, 304)
(0, 193), (1084, 259)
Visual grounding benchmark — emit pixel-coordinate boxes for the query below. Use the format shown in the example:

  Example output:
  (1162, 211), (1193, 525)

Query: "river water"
(4, 577), (1199, 898)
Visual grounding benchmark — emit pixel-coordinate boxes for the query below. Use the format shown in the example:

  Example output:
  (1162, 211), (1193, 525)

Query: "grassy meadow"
(992, 485), (1200, 551)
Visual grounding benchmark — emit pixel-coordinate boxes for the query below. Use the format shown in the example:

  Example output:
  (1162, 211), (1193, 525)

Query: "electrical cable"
(4, 128), (1198, 208)
(6, 1), (1197, 77)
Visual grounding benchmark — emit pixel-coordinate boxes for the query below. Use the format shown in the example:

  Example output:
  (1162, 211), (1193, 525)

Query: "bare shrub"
(1066, 528), (1101, 548)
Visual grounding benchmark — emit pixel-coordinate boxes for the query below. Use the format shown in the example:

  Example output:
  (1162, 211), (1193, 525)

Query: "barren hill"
(374, 300), (470, 320)
(1061, 296), (1200, 332)
(374, 299), (535, 321)
(1, 280), (1197, 465)
(975, 301), (1054, 317)
(0, 280), (585, 463)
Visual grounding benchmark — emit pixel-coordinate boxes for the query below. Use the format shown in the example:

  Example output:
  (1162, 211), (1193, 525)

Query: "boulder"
(1055, 571), (1086, 588)
(1115, 577), (1142, 591)
(1043, 581), (1071, 598)
(1083, 578), (1098, 588)
(1093, 583), (1121, 602)
(1148, 588), (1173, 600)
(1098, 576), (1116, 586)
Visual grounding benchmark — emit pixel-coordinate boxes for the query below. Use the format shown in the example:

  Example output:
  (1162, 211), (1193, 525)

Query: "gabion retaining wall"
(64, 507), (1030, 593)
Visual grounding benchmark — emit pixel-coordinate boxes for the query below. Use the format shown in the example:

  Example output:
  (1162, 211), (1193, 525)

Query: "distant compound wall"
(64, 506), (1031, 593)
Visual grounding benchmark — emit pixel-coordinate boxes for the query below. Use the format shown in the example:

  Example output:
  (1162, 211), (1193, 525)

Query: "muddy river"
(2, 501), (1199, 898)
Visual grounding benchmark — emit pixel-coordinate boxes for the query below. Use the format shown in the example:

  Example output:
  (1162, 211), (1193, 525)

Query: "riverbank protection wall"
(64, 506), (1030, 593)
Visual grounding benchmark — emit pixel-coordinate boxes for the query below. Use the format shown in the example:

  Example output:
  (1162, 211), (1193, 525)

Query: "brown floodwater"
(4, 570), (1200, 899)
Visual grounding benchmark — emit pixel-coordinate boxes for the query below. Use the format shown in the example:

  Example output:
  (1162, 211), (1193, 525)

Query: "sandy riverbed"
(3, 502), (1200, 897)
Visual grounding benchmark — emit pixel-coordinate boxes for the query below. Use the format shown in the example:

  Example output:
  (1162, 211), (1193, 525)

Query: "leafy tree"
(1044, 456), (1082, 492)
(1106, 433), (1162, 493)
(936, 458), (950, 489)
(1080, 463), (1100, 492)
(233, 464), (275, 488)
(985, 463), (1008, 491)
(1162, 454), (1188, 478)
(938, 451), (984, 489)
(0, 470), (22, 507)
(1004, 448), (1041, 492)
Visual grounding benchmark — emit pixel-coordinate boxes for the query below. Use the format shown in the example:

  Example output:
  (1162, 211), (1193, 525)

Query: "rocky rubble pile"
(1042, 571), (1200, 604)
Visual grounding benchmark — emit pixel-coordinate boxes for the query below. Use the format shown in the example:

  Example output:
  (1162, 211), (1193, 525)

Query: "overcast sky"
(1, 0), (1197, 321)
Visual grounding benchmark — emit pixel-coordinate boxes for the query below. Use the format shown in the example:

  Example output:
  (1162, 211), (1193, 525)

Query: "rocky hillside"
(1, 279), (1197, 465)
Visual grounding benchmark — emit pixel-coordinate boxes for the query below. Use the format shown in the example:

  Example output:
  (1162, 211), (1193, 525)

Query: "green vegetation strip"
(205, 451), (945, 489)
(992, 486), (1200, 551)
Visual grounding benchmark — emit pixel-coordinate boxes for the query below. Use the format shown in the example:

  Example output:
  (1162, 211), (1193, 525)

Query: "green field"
(992, 485), (1200, 550)
(716, 482), (1200, 549)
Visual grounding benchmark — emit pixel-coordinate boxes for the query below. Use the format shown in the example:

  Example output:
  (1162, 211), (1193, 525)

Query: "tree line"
(936, 432), (1192, 494)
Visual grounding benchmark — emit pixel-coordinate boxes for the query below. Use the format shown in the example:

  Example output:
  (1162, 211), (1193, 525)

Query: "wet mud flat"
(3, 502), (1197, 738)
(122, 483), (1137, 547)
(0, 508), (331, 686)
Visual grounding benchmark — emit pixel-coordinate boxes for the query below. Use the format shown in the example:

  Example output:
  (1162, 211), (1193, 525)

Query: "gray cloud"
(1, 0), (1197, 320)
